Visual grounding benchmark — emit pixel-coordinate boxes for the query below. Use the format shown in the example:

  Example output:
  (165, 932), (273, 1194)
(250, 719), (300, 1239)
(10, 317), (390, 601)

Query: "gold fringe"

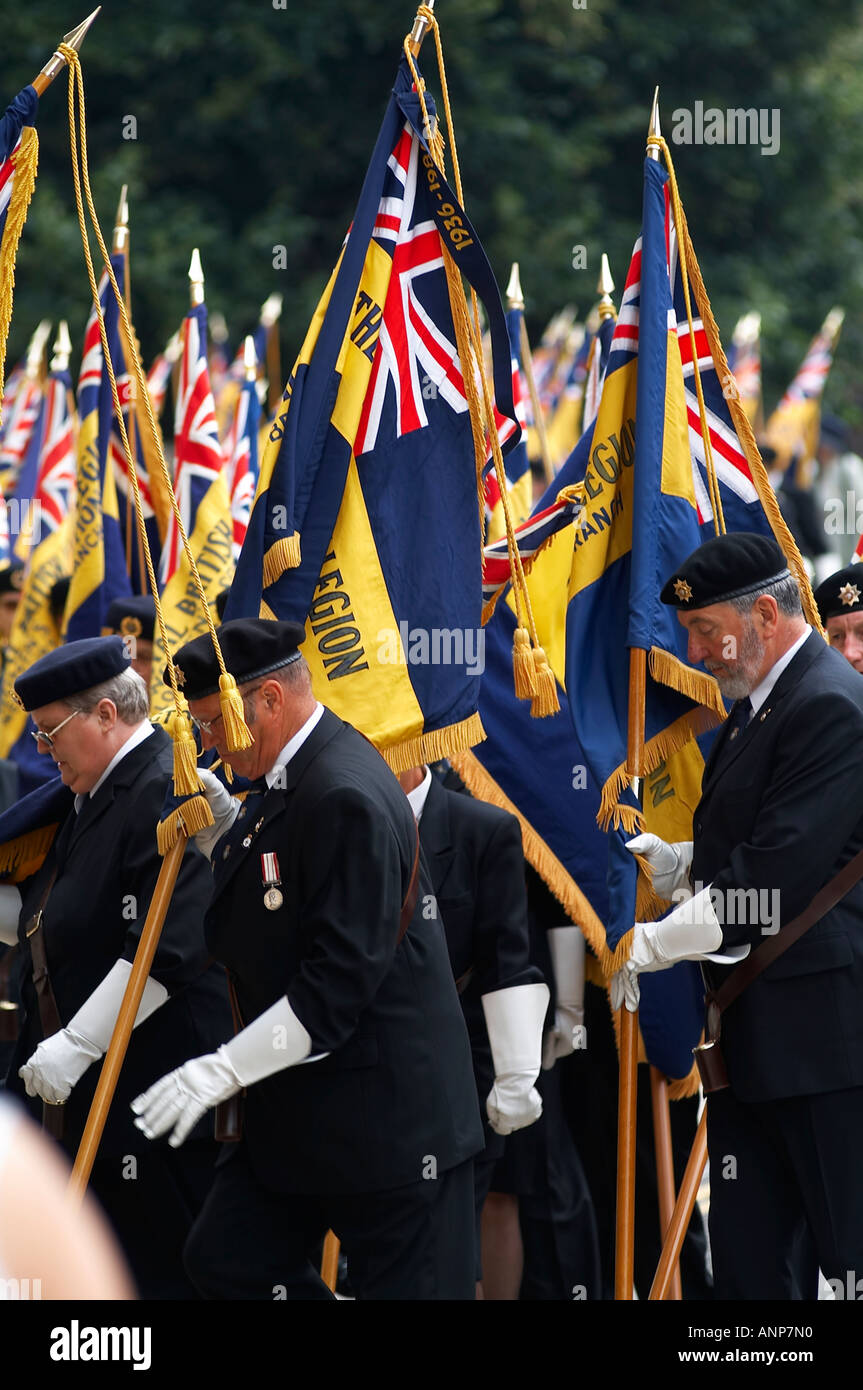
(677, 204), (823, 635)
(512, 626), (536, 699)
(668, 1065), (702, 1099)
(379, 710), (485, 776)
(262, 534), (301, 588)
(0, 126), (38, 417)
(218, 672), (254, 752)
(168, 710), (203, 797)
(529, 646), (560, 717)
(597, 706), (721, 832)
(648, 647), (725, 719)
(156, 795), (214, 855)
(0, 823), (57, 883)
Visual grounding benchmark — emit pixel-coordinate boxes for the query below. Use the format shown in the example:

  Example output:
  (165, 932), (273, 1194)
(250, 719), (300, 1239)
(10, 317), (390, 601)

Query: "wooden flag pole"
(650, 1065), (682, 1299)
(321, 1232), (341, 1292)
(649, 1104), (708, 1300)
(615, 643), (646, 1299)
(68, 833), (188, 1200)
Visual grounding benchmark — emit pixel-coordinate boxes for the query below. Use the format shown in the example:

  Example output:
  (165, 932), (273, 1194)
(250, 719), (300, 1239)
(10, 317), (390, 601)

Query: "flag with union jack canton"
(148, 299), (234, 718)
(228, 54), (520, 769)
(763, 306), (844, 485)
(222, 373), (261, 562)
(65, 257), (132, 641)
(557, 155), (814, 1077)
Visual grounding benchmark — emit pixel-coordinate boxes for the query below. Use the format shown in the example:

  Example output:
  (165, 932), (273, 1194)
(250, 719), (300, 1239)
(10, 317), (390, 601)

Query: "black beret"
(660, 532), (791, 610)
(15, 636), (131, 712)
(104, 594), (156, 643)
(214, 588), (230, 622)
(0, 564), (25, 597)
(166, 618), (307, 701)
(813, 564), (863, 624)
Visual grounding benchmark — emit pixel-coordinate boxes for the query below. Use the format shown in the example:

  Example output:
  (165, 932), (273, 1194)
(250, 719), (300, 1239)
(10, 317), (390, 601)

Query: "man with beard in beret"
(132, 618), (483, 1299)
(616, 532), (863, 1300)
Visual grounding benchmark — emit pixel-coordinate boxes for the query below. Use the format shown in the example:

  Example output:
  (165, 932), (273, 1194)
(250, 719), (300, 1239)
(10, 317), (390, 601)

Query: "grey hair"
(64, 667), (150, 724)
(726, 573), (803, 620)
(255, 655), (313, 695)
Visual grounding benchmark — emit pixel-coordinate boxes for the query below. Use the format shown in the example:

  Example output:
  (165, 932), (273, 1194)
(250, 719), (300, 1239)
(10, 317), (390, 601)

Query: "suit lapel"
(700, 630), (823, 797)
(212, 708), (345, 897)
(418, 776), (457, 894)
(69, 725), (164, 849)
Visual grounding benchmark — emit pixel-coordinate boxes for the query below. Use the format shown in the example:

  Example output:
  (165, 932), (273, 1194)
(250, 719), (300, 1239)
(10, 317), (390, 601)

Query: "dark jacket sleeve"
(286, 785), (407, 1052)
(469, 810), (539, 998)
(710, 687), (863, 948)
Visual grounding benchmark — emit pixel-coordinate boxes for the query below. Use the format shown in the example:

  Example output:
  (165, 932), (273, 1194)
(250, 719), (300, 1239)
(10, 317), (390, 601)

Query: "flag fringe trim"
(0, 126), (38, 414)
(262, 534), (301, 587)
(597, 705), (722, 833)
(677, 204), (823, 634)
(379, 711), (486, 777)
(648, 647), (725, 718)
(0, 823), (56, 883)
(451, 751), (699, 1094)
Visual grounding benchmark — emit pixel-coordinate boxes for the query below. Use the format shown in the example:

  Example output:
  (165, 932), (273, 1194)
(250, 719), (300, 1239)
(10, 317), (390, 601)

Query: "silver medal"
(264, 886), (283, 911)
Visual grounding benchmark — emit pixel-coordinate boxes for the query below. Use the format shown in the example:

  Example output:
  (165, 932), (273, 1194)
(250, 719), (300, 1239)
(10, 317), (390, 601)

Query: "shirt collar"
(74, 720), (154, 812)
(748, 626), (811, 715)
(265, 702), (324, 788)
(405, 765), (432, 822)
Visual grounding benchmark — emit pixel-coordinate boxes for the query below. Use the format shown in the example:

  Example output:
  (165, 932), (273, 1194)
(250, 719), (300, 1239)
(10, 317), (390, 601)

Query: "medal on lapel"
(262, 852), (283, 910)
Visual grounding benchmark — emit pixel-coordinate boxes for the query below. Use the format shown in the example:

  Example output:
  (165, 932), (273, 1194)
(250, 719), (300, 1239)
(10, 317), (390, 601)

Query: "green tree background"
(3, 0), (863, 433)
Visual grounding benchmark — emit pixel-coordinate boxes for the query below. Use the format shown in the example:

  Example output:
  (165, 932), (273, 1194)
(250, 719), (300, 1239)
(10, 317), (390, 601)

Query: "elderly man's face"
(30, 699), (114, 795)
(677, 602), (767, 699)
(826, 613), (863, 675)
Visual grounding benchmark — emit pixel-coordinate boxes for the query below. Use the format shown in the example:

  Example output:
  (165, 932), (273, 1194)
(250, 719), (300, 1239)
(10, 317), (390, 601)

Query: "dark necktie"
(214, 776), (270, 870)
(724, 696), (752, 744)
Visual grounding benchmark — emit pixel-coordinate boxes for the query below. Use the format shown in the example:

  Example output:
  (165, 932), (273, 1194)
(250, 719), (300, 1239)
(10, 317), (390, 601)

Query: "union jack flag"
(778, 307), (844, 408)
(222, 374), (260, 561)
(33, 369), (76, 534)
(160, 303), (224, 586)
(483, 305), (530, 536)
(0, 371), (41, 480)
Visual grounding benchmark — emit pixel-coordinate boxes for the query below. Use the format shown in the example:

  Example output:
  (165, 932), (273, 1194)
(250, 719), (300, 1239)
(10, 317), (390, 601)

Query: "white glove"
(482, 982), (550, 1136)
(189, 767), (241, 859)
(609, 884), (730, 1013)
(542, 926), (587, 1069)
(19, 959), (169, 1104)
(131, 994), (321, 1148)
(625, 833), (693, 899)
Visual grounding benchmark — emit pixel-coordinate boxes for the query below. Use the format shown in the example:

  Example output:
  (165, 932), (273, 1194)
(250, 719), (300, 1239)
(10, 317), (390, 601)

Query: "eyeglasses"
(189, 683), (265, 736)
(31, 708), (83, 751)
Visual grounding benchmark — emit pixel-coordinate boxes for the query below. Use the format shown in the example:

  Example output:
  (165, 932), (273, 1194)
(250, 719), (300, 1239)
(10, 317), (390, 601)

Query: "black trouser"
(184, 1144), (476, 1300)
(89, 1140), (220, 1300)
(707, 1085), (863, 1299)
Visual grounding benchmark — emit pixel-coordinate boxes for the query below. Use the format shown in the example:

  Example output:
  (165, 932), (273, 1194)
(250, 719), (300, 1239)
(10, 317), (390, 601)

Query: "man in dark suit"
(1, 635), (230, 1298)
(614, 532), (863, 1299)
(132, 619), (484, 1300)
(397, 763), (548, 1293)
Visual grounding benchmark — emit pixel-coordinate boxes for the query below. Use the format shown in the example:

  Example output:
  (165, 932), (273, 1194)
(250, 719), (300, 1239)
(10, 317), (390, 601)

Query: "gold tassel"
(157, 795), (215, 855)
(529, 646), (560, 718)
(0, 127), (38, 415)
(218, 672), (254, 752)
(168, 709), (202, 797)
(512, 626), (536, 699)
